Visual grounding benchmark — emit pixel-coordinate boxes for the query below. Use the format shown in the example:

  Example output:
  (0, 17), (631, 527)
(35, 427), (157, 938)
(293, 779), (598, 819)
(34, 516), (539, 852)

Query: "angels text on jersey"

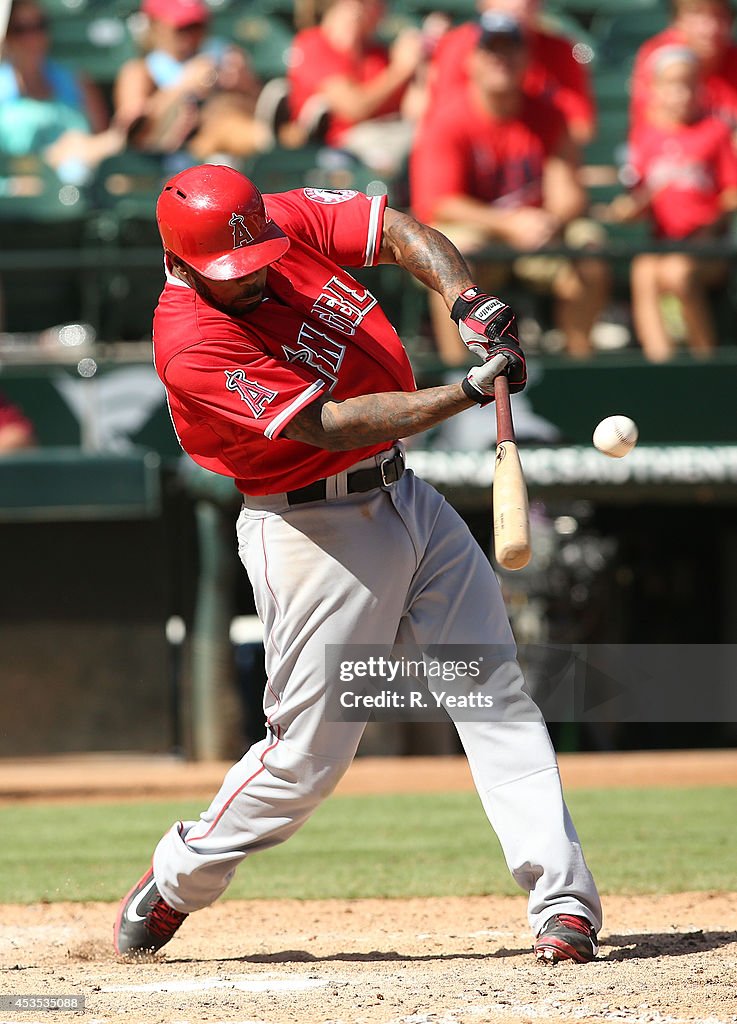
(282, 275), (377, 388)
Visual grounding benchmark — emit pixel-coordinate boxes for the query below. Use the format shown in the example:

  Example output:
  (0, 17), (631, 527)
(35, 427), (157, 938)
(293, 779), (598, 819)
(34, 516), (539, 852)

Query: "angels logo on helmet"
(229, 213), (254, 249)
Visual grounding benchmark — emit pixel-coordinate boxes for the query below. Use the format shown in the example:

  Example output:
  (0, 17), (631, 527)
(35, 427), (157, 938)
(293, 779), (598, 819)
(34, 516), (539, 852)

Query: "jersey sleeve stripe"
(363, 194), (385, 267)
(264, 378), (327, 440)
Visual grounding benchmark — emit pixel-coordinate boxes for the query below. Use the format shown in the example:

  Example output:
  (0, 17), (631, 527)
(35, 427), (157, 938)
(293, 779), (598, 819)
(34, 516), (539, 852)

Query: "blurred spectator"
(609, 47), (737, 361)
(410, 15), (608, 364)
(631, 0), (737, 142)
(286, 0), (425, 173)
(114, 0), (271, 161)
(0, 392), (35, 453)
(399, 11), (453, 125)
(0, 0), (123, 178)
(424, 0), (595, 145)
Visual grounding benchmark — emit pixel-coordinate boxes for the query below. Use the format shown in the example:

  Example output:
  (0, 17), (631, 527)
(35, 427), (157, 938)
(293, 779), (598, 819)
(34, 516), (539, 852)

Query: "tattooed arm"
(282, 208), (505, 450)
(282, 383), (474, 451)
(378, 205), (525, 388)
(377, 207), (475, 311)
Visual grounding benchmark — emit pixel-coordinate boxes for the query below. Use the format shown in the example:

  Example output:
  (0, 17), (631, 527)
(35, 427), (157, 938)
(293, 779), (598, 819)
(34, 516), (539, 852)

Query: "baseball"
(592, 415), (639, 458)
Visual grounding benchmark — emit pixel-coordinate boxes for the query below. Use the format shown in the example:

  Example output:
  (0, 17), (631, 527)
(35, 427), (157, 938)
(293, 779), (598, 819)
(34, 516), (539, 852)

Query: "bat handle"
(494, 372), (515, 443)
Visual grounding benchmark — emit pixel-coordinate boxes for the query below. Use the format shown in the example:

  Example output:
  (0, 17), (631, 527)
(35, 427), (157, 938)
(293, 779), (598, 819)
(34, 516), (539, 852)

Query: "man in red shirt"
(630, 0), (737, 142)
(611, 47), (737, 360)
(411, 15), (608, 362)
(426, 0), (595, 145)
(286, 0), (424, 172)
(113, 163), (601, 965)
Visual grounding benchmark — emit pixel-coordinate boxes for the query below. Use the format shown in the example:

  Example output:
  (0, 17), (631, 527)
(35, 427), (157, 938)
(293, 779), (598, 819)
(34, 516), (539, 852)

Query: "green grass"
(1, 788), (736, 904)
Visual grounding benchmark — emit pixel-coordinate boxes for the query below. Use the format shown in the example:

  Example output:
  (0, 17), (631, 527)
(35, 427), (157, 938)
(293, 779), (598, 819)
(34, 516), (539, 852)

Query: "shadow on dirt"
(167, 946), (532, 965)
(602, 930), (737, 961)
(165, 931), (737, 967)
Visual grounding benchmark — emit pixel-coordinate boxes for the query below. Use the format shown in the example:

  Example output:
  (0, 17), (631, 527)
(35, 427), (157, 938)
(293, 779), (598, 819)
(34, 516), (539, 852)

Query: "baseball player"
(113, 165), (601, 964)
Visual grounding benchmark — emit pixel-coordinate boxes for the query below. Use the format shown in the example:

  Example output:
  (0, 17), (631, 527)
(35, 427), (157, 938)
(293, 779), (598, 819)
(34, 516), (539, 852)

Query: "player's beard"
(224, 293), (265, 316)
(202, 288), (265, 317)
(196, 278), (267, 317)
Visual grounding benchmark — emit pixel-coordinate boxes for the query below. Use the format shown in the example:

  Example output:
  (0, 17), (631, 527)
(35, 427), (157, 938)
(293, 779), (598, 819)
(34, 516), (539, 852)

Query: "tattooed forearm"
(283, 383), (475, 451)
(379, 208), (475, 310)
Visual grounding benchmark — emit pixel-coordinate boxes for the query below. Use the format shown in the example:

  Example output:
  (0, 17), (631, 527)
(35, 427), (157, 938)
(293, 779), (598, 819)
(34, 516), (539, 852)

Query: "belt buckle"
(380, 448), (404, 486)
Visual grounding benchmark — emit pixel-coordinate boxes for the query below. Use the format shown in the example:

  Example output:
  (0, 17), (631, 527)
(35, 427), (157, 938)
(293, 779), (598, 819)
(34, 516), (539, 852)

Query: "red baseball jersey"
(427, 22), (595, 137)
(153, 188), (416, 495)
(630, 27), (737, 139)
(287, 27), (404, 145)
(630, 115), (737, 238)
(410, 91), (567, 224)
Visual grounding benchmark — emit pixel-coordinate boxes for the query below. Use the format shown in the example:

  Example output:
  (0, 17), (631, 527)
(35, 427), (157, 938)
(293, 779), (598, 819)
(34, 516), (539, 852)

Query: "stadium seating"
(208, 11), (294, 81)
(47, 11), (138, 88)
(0, 154), (92, 332)
(247, 144), (393, 198)
(591, 7), (670, 68)
(592, 66), (632, 111)
(86, 151), (169, 340)
(400, 0), (476, 21)
(91, 149), (165, 222)
(546, 0), (667, 25)
(583, 107), (630, 168)
(538, 8), (596, 46)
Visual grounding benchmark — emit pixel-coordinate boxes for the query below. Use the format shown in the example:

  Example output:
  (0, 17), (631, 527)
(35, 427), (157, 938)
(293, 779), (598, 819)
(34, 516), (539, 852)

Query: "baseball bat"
(493, 373), (531, 570)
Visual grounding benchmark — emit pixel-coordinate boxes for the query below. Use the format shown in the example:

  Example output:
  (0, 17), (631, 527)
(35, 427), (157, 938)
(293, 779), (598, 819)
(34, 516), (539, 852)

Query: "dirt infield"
(1, 894), (736, 1024)
(1, 752), (736, 1024)
(1, 749), (736, 804)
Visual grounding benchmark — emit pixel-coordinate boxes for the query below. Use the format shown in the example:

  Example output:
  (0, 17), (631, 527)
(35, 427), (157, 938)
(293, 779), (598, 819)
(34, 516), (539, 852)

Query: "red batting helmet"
(156, 165), (290, 280)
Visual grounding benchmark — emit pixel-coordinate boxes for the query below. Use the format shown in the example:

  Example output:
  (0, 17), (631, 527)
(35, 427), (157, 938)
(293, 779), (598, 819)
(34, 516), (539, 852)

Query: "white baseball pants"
(153, 458), (602, 936)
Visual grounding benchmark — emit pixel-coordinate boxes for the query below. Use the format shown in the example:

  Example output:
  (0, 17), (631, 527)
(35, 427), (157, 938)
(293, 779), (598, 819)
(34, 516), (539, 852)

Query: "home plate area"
(1, 894), (736, 1024)
(101, 975), (330, 995)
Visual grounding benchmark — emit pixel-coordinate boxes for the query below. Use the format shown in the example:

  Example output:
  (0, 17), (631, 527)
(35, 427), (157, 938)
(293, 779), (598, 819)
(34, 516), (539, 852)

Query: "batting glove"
(450, 287), (526, 393)
(461, 355), (512, 405)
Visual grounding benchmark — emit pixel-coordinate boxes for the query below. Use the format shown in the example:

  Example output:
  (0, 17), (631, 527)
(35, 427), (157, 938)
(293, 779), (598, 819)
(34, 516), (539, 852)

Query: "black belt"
(286, 448), (405, 507)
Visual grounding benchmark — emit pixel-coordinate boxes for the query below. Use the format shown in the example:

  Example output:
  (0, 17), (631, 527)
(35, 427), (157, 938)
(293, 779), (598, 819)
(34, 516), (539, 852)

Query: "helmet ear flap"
(156, 165), (289, 280)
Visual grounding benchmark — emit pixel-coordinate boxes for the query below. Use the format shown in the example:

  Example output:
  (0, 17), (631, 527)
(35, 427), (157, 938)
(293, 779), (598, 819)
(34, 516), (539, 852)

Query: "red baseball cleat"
(114, 867), (188, 956)
(534, 913), (598, 963)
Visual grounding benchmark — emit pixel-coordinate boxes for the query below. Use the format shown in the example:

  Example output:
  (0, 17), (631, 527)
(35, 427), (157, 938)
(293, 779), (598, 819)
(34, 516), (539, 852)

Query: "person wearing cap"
(112, 164), (601, 966)
(113, 0), (270, 158)
(424, 0), (595, 146)
(630, 0), (737, 145)
(410, 15), (609, 363)
(608, 46), (737, 361)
